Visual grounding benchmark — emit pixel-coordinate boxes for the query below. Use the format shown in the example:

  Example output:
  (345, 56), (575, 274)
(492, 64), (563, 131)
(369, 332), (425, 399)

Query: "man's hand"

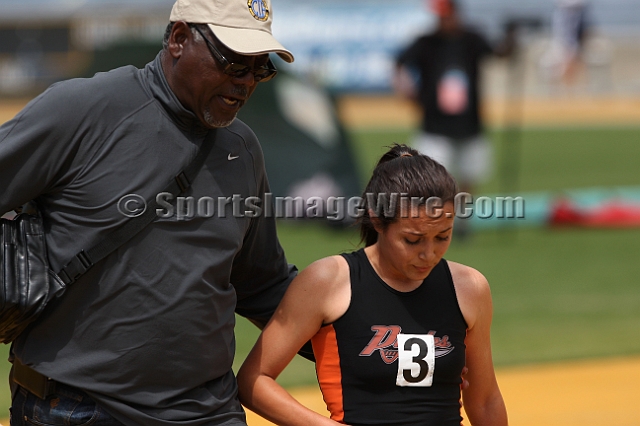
(460, 366), (469, 415)
(461, 366), (469, 391)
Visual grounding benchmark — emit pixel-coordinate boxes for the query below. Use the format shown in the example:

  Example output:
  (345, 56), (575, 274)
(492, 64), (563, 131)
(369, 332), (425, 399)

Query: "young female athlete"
(237, 144), (508, 425)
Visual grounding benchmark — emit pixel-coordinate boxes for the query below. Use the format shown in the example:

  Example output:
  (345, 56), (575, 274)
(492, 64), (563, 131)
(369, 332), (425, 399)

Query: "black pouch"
(0, 205), (66, 344)
(0, 136), (215, 345)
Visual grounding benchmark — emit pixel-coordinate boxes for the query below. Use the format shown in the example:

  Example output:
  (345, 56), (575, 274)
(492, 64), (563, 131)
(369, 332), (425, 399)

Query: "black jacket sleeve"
(229, 125), (297, 325)
(0, 83), (84, 213)
(228, 126), (315, 361)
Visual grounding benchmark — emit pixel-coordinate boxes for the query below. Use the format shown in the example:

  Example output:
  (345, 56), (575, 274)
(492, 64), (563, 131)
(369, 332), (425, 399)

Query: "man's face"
(170, 25), (269, 128)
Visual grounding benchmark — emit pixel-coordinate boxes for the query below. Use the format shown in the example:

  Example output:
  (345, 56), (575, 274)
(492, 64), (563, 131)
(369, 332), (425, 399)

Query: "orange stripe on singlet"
(311, 325), (345, 423)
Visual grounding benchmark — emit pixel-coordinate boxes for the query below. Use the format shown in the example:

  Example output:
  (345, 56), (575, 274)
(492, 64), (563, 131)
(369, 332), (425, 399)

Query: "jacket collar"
(142, 52), (209, 137)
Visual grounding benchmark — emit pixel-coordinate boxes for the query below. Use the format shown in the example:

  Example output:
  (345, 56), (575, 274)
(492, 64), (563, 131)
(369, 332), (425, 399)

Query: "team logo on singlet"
(359, 325), (454, 364)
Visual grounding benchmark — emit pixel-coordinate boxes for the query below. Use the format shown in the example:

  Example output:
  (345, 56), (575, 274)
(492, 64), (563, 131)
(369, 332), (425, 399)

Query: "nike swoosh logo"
(228, 154), (239, 161)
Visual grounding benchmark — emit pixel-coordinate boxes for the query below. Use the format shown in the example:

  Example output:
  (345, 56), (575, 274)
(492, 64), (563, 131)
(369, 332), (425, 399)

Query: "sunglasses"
(194, 26), (278, 83)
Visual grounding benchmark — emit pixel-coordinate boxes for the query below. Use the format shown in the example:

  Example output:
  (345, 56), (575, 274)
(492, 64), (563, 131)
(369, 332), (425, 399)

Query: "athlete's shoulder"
(286, 255), (351, 325)
(446, 261), (492, 328)
(300, 255), (350, 289)
(446, 261), (489, 290)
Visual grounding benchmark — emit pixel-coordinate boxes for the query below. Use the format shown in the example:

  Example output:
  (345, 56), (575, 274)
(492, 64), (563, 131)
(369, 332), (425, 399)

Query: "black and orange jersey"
(311, 249), (468, 426)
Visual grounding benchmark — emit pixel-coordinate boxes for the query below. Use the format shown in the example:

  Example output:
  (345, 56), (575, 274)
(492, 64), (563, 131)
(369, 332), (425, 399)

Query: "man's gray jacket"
(0, 52), (296, 425)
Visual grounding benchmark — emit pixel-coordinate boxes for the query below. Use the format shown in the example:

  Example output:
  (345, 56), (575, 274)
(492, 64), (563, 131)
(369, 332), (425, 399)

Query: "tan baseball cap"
(170, 0), (294, 63)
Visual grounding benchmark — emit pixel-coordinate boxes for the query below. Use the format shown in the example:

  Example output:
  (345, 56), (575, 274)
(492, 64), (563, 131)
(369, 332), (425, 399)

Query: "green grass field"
(1, 126), (639, 414)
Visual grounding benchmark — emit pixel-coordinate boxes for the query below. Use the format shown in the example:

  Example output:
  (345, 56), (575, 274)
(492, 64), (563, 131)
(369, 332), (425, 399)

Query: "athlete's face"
(373, 202), (455, 287)
(166, 23), (268, 128)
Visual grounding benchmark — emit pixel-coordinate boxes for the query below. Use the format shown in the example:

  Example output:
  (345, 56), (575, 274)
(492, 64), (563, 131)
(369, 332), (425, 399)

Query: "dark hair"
(162, 22), (206, 50)
(358, 144), (458, 247)
(162, 22), (176, 50)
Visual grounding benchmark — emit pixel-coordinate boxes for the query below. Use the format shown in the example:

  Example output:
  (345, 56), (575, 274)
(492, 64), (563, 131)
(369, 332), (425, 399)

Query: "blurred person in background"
(238, 144), (507, 426)
(550, 0), (590, 85)
(393, 0), (515, 239)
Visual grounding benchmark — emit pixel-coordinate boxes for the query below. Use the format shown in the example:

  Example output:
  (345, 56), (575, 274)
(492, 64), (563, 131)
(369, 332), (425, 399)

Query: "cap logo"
(248, 0), (269, 21)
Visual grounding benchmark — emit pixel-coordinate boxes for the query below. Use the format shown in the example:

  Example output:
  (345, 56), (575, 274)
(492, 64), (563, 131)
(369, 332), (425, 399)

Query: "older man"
(0, 0), (297, 424)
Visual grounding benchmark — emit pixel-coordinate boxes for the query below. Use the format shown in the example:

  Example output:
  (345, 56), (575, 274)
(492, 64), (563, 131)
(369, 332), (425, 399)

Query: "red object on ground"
(550, 198), (640, 228)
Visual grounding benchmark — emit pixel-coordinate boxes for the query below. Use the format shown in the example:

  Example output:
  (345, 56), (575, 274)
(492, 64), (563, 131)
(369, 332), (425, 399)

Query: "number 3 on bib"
(396, 334), (435, 387)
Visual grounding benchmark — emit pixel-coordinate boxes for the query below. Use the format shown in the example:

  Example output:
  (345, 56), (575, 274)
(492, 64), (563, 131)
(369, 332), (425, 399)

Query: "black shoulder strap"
(57, 133), (216, 286)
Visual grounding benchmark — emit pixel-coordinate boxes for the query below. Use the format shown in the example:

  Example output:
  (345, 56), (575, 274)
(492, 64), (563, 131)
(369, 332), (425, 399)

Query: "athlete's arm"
(237, 255), (350, 426)
(449, 261), (508, 426)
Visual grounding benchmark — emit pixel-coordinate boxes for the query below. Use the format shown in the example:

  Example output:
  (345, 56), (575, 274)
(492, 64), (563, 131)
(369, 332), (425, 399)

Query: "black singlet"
(311, 249), (468, 425)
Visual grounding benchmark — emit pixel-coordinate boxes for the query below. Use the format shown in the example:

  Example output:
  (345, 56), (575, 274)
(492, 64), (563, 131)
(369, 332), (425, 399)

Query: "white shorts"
(412, 132), (492, 184)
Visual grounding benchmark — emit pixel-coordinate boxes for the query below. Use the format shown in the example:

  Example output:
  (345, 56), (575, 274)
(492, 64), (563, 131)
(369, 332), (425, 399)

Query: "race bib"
(437, 68), (469, 115)
(396, 333), (435, 387)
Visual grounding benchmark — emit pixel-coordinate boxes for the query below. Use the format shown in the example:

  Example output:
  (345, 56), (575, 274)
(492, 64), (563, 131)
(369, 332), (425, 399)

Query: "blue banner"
(272, 1), (434, 93)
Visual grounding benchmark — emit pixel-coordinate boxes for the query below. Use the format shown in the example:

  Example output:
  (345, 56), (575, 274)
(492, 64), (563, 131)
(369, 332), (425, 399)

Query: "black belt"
(12, 358), (57, 399)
